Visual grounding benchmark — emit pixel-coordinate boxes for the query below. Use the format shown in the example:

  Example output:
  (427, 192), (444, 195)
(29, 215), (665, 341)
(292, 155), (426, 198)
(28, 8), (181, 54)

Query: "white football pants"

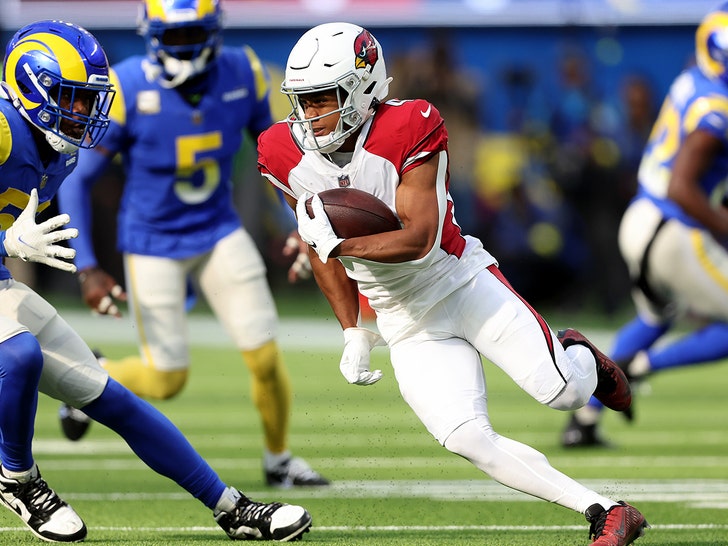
(123, 228), (278, 371)
(381, 266), (613, 513)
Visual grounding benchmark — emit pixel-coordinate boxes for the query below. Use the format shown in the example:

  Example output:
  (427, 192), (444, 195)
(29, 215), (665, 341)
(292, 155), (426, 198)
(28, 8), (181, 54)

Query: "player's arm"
(58, 145), (126, 316)
(283, 191), (358, 326)
(286, 191), (383, 385)
(309, 250), (384, 386)
(331, 155), (440, 263)
(308, 248), (360, 330)
(57, 65), (128, 316)
(274, 188), (311, 283)
(668, 128), (728, 236)
(57, 146), (114, 271)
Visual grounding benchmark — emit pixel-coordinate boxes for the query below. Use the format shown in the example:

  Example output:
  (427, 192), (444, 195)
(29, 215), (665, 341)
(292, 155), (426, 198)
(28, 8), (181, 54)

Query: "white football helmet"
(281, 22), (392, 154)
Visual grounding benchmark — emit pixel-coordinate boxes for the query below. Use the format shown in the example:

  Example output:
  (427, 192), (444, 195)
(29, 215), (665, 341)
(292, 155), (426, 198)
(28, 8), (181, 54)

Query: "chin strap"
(45, 132), (78, 154)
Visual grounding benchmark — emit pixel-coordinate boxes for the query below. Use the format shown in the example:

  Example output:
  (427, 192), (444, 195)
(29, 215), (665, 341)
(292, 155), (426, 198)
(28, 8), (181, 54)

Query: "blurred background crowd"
(0, 0), (709, 315)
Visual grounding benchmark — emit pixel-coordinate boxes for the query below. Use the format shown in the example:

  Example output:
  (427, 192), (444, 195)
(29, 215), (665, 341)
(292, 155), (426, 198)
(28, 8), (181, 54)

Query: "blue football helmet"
(138, 0), (223, 87)
(1, 20), (115, 154)
(696, 2), (728, 86)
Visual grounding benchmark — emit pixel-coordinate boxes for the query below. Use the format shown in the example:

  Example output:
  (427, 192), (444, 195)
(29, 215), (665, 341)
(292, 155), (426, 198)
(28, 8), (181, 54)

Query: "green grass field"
(2, 307), (727, 545)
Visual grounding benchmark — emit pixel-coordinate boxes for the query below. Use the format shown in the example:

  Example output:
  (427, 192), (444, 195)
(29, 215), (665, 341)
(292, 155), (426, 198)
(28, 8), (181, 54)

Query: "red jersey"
(258, 99), (495, 319)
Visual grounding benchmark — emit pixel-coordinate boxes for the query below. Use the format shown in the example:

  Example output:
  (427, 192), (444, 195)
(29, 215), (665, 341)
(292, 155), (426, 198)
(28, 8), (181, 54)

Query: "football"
(305, 188), (401, 239)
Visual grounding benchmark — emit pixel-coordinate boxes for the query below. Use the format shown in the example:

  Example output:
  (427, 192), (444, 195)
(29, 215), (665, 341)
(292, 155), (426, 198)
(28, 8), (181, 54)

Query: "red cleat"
(557, 328), (632, 412)
(586, 501), (649, 545)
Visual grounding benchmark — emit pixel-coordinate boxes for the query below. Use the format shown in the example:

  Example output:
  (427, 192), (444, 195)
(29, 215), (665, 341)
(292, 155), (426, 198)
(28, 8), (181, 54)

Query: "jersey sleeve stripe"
(243, 45), (270, 103)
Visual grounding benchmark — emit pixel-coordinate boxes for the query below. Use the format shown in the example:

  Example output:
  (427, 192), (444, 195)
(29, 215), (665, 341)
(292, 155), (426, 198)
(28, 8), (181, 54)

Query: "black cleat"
(58, 404), (91, 442)
(0, 464), (87, 543)
(561, 414), (611, 448)
(214, 489), (312, 541)
(265, 457), (330, 488)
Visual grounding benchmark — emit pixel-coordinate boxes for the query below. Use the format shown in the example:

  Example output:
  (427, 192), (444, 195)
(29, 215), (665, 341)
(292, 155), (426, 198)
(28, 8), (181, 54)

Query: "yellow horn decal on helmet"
(196, 0), (217, 17)
(145, 0), (169, 21)
(145, 0), (217, 21)
(5, 31), (88, 111)
(697, 12), (728, 80)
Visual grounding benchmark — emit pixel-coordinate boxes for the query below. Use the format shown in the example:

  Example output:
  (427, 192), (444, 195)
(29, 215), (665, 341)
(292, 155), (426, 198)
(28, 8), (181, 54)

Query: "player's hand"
(340, 327), (385, 386)
(296, 192), (344, 264)
(3, 189), (78, 272)
(78, 266), (126, 317)
(283, 230), (312, 283)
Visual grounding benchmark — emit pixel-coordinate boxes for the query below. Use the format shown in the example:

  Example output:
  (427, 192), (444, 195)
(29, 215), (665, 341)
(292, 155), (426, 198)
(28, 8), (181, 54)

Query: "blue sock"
(82, 378), (226, 509)
(0, 332), (42, 471)
(649, 322), (728, 372)
(610, 315), (669, 363)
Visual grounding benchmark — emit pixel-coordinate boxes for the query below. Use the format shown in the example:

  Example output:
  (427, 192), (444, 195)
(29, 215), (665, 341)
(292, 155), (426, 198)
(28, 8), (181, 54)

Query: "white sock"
(574, 404), (601, 426)
(1, 464), (36, 483)
(214, 486), (241, 513)
(264, 449), (291, 469)
(629, 351), (651, 377)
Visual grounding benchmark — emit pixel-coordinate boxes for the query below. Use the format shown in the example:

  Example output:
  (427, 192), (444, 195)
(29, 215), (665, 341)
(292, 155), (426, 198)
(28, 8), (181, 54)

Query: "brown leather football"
(305, 188), (401, 239)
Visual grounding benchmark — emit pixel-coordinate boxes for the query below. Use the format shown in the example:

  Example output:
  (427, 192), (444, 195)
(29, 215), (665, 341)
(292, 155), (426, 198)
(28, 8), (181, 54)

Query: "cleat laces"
(219, 495), (283, 540)
(17, 475), (66, 520)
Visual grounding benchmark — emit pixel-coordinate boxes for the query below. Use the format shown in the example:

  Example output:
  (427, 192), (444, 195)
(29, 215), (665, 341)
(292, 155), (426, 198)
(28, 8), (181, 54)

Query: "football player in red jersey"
(258, 22), (648, 546)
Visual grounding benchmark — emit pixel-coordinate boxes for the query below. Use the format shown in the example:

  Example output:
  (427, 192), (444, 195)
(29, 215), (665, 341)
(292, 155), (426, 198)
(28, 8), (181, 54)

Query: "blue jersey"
(636, 66), (728, 227)
(59, 46), (273, 269)
(0, 99), (78, 280)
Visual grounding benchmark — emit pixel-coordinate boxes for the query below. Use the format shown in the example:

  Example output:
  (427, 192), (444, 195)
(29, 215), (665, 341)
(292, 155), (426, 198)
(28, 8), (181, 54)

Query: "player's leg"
(0, 282), (87, 542)
(460, 265), (613, 412)
(634, 221), (728, 373)
(569, 213), (728, 445)
(562, 314), (670, 447)
(101, 252), (190, 399)
(198, 228), (328, 487)
(0, 324), (40, 472)
(59, 254), (193, 440)
(35, 289), (311, 539)
(389, 332), (647, 542)
(562, 199), (671, 446)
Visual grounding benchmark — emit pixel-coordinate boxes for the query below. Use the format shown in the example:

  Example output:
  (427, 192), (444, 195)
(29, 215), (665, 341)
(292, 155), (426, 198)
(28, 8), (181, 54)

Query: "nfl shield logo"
(338, 175), (350, 187)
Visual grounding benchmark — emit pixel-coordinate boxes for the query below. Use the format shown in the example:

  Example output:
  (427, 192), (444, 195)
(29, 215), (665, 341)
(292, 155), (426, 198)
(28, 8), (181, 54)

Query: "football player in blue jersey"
(56, 0), (327, 488)
(563, 2), (728, 447)
(0, 19), (312, 543)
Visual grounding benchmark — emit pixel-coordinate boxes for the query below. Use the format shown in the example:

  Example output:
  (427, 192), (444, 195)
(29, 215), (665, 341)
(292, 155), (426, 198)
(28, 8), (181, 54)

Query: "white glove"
(3, 189), (78, 273)
(296, 192), (343, 264)
(340, 327), (385, 386)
